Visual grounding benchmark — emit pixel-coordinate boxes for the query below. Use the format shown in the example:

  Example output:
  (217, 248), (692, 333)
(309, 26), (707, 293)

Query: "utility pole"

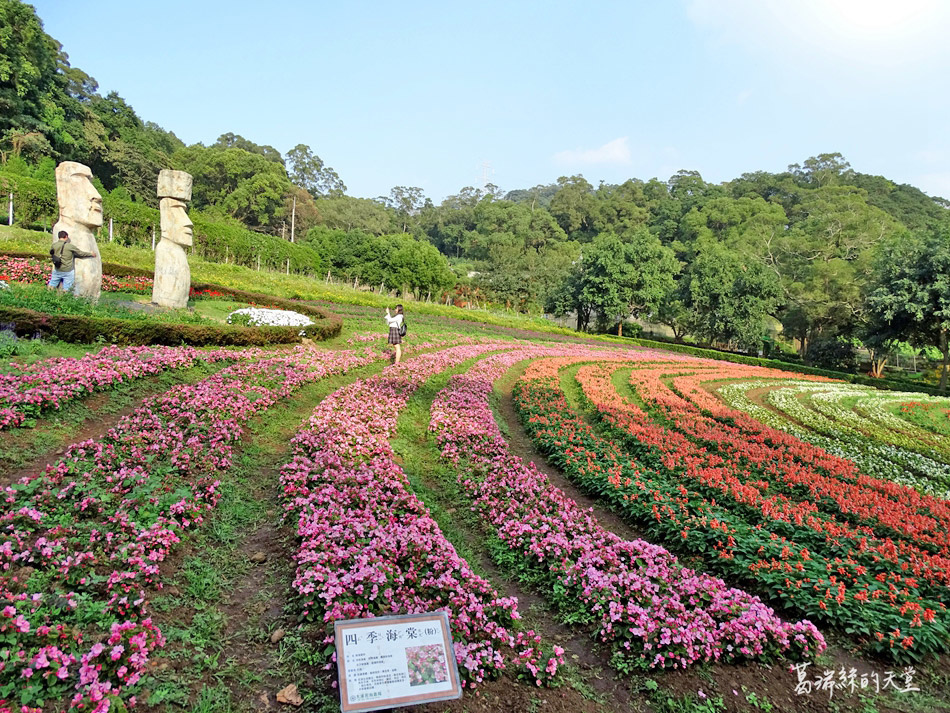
(108, 217), (114, 242)
(7, 193), (12, 226)
(151, 226), (156, 250)
(290, 194), (296, 243)
(478, 160), (494, 189)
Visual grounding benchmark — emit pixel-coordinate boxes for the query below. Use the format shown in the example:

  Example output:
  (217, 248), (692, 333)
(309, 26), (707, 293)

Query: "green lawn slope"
(0, 224), (583, 335)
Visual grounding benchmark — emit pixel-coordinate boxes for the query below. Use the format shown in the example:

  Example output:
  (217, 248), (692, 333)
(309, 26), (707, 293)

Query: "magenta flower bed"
(0, 346), (374, 711)
(279, 342), (565, 687)
(428, 349), (826, 670)
(0, 344), (270, 429)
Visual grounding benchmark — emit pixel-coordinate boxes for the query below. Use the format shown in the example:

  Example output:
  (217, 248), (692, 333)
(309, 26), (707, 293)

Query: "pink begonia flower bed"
(0, 346), (375, 711)
(0, 256), (152, 294)
(428, 349), (826, 670)
(0, 344), (273, 429)
(279, 342), (566, 687)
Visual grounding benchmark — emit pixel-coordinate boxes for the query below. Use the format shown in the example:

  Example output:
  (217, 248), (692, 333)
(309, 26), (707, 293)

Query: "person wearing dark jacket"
(48, 230), (96, 293)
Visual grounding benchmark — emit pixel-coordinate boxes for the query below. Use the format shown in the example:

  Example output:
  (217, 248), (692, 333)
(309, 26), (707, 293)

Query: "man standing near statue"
(48, 230), (97, 293)
(52, 161), (103, 301)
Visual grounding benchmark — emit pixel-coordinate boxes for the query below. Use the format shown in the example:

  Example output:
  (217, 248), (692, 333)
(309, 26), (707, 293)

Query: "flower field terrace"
(621, 364), (950, 559)
(278, 342), (568, 688)
(0, 344), (271, 429)
(758, 382), (950, 464)
(429, 347), (824, 672)
(716, 380), (950, 498)
(3, 319), (949, 712)
(0, 345), (375, 710)
(514, 355), (950, 663)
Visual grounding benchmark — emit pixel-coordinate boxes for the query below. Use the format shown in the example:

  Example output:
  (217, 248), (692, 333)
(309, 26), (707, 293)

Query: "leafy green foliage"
(678, 238), (782, 351)
(286, 143), (345, 197)
(306, 227), (454, 297)
(867, 228), (950, 390)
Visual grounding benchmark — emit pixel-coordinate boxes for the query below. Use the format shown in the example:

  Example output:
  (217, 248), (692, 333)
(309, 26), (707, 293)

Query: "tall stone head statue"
(53, 161), (103, 301)
(152, 169), (194, 309)
(158, 170), (194, 246)
(56, 162), (104, 228)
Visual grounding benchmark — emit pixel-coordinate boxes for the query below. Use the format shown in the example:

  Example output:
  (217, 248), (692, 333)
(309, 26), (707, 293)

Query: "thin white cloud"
(685, 0), (950, 70)
(553, 137), (632, 166)
(737, 89), (753, 105)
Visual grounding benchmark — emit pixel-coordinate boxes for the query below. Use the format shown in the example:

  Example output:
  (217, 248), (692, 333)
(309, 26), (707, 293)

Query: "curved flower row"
(586, 363), (950, 604)
(766, 383), (950, 464)
(0, 346), (374, 711)
(854, 392), (950, 445)
(513, 358), (949, 663)
(616, 364), (950, 563)
(0, 256), (152, 294)
(716, 381), (950, 498)
(0, 344), (271, 429)
(429, 349), (824, 670)
(657, 367), (950, 515)
(278, 343), (565, 688)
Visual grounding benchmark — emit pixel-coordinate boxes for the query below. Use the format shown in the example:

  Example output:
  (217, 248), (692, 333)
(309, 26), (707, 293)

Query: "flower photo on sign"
(407, 644), (449, 687)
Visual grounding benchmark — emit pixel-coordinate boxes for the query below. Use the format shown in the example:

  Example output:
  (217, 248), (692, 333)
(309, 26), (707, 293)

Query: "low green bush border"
(0, 252), (342, 345)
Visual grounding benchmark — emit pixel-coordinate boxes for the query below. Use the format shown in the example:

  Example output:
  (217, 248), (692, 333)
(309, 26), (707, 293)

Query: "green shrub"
(0, 307), (334, 346)
(0, 173), (57, 229)
(806, 338), (859, 373)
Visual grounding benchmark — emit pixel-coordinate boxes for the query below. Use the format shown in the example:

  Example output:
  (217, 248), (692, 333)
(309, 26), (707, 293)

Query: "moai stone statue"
(52, 162), (103, 302)
(152, 169), (194, 309)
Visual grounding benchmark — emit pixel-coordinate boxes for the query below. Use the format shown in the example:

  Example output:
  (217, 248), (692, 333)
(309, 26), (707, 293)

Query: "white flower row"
(800, 385), (950, 464)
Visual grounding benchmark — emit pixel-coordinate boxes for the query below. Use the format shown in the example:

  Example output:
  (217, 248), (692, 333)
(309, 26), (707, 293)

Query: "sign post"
(334, 611), (462, 712)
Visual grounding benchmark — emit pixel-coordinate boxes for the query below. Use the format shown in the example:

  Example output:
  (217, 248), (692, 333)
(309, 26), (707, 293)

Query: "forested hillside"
(2, 0), (949, 372)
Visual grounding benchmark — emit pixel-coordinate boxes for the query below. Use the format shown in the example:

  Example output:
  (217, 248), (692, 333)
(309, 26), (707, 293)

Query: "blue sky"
(31, 0), (950, 203)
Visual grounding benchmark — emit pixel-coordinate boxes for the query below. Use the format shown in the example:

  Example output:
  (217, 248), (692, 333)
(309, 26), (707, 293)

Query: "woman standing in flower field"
(385, 304), (405, 364)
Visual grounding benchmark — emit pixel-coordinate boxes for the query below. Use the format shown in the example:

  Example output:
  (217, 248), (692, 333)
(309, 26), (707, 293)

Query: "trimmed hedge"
(0, 253), (342, 345)
(0, 173), (57, 229)
(0, 307), (320, 346)
(627, 336), (947, 397)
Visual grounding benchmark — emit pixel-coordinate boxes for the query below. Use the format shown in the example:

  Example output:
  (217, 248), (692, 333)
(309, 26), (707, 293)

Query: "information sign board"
(334, 611), (462, 712)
